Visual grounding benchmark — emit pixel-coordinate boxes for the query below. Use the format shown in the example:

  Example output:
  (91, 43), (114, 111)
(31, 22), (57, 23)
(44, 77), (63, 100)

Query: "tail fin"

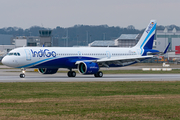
(134, 20), (157, 49)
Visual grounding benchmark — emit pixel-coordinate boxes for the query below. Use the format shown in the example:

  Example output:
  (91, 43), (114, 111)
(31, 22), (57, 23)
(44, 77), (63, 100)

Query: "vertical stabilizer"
(134, 20), (157, 49)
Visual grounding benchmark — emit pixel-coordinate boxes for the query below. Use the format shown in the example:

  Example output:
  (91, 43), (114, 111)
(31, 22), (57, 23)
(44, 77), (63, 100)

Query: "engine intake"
(38, 68), (58, 74)
(78, 62), (99, 74)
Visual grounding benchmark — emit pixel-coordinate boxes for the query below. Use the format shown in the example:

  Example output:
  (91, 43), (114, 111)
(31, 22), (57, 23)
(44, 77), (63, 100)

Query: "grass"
(0, 82), (180, 119)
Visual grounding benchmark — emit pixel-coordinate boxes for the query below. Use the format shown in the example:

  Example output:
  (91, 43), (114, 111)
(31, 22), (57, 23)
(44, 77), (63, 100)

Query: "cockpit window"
(7, 52), (20, 56)
(8, 53), (13, 56)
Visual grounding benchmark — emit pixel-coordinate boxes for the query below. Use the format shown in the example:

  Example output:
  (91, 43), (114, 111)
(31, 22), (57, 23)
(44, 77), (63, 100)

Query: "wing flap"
(94, 55), (153, 63)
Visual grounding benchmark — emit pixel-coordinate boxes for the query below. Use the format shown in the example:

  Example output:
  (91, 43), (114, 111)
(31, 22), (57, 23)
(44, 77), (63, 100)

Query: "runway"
(0, 69), (180, 82)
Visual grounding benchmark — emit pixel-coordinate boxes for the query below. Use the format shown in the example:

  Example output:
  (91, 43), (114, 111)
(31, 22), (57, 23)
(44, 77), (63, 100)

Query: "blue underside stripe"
(16, 56), (99, 68)
(16, 56), (149, 69)
(17, 57), (57, 68)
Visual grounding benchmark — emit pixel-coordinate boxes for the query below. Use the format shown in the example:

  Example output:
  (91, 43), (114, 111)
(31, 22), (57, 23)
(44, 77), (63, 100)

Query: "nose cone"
(1, 56), (8, 66)
(2, 56), (19, 68)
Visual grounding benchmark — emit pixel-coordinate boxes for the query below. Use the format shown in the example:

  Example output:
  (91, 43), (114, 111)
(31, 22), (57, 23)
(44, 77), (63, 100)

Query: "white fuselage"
(2, 46), (142, 68)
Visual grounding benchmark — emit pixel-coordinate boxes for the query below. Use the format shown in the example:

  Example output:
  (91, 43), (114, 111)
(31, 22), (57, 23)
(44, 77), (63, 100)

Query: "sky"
(0, 0), (180, 30)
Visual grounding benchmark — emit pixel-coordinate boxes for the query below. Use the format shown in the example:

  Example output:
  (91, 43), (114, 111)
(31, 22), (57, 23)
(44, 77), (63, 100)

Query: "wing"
(75, 55), (153, 67)
(93, 55), (153, 67)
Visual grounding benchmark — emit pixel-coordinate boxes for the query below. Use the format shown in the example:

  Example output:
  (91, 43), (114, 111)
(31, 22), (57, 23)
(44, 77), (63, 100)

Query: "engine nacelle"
(38, 68), (58, 74)
(78, 62), (99, 74)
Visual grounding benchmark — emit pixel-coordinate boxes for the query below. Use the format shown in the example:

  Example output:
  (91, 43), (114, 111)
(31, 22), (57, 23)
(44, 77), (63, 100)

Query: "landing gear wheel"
(68, 71), (71, 77)
(94, 71), (103, 77)
(71, 71), (76, 77)
(98, 71), (103, 77)
(67, 71), (76, 77)
(94, 73), (98, 77)
(20, 73), (25, 78)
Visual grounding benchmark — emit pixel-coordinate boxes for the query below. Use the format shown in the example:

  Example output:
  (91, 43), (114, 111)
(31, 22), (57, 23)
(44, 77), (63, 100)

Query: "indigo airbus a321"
(2, 20), (170, 78)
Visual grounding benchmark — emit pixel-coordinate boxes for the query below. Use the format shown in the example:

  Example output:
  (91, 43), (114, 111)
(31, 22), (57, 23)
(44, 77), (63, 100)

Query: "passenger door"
(106, 51), (111, 59)
(78, 51), (82, 59)
(24, 49), (31, 61)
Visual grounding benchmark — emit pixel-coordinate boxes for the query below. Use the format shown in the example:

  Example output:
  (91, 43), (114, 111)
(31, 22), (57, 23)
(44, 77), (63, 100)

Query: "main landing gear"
(67, 70), (103, 77)
(20, 68), (26, 78)
(67, 71), (76, 77)
(94, 71), (103, 77)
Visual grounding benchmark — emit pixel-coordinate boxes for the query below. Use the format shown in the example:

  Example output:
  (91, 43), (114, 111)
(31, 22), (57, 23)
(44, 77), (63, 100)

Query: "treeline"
(0, 24), (179, 46)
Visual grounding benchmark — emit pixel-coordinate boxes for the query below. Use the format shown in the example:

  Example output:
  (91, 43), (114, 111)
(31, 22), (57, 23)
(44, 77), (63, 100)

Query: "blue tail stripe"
(144, 34), (155, 49)
(140, 23), (157, 49)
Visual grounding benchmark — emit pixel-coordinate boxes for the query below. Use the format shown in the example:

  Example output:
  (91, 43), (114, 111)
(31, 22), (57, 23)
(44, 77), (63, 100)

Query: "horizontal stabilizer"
(147, 43), (171, 55)
(163, 43), (170, 54)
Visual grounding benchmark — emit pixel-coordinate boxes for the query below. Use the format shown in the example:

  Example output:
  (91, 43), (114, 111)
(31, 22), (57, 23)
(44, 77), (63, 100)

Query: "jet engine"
(38, 68), (58, 74)
(78, 62), (99, 74)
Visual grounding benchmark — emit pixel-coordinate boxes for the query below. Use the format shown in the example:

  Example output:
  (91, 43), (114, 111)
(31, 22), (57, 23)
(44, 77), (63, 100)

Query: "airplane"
(1, 20), (169, 78)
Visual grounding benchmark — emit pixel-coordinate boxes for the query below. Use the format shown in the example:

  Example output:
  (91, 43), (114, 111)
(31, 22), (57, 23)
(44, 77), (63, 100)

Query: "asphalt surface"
(0, 68), (180, 82)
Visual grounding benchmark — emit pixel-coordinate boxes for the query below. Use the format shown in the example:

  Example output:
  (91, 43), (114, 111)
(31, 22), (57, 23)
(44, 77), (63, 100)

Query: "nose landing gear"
(20, 68), (26, 78)
(20, 73), (25, 78)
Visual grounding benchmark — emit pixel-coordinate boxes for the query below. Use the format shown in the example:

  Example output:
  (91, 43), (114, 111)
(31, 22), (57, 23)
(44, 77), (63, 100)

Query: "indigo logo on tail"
(31, 49), (56, 57)
(146, 22), (154, 33)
